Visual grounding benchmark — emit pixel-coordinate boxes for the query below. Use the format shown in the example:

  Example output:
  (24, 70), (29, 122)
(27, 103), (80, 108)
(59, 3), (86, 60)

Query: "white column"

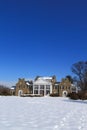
(38, 85), (40, 95)
(33, 85), (34, 95)
(50, 85), (52, 94)
(44, 85), (46, 96)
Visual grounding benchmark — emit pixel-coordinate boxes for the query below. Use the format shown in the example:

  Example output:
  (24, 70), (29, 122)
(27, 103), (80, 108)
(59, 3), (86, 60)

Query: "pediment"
(34, 79), (51, 85)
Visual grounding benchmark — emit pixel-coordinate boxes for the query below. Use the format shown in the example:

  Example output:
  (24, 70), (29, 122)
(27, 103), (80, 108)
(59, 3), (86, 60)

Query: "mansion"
(15, 76), (77, 97)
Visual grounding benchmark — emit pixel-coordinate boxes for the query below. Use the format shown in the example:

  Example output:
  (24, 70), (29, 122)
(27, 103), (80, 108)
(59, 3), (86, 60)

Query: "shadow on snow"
(63, 98), (87, 105)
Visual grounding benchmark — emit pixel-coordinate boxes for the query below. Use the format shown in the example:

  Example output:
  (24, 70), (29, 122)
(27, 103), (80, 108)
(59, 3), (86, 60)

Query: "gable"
(33, 79), (51, 85)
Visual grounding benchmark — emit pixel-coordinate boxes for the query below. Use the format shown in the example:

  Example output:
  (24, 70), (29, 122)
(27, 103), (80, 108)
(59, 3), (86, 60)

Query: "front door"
(18, 90), (23, 96)
(62, 91), (68, 97)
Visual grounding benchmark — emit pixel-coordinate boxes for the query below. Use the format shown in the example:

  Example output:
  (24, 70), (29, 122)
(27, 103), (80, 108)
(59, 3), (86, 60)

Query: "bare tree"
(0, 85), (11, 95)
(71, 61), (87, 91)
(66, 75), (73, 83)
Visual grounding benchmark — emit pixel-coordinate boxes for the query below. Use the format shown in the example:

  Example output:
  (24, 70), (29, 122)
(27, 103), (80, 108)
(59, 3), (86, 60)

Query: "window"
(46, 85), (50, 89)
(46, 90), (50, 95)
(68, 86), (71, 90)
(60, 86), (64, 90)
(27, 86), (29, 89)
(61, 86), (64, 89)
(34, 85), (38, 89)
(40, 90), (44, 95)
(18, 86), (20, 89)
(54, 85), (58, 89)
(23, 85), (26, 88)
(40, 85), (44, 89)
(34, 90), (38, 94)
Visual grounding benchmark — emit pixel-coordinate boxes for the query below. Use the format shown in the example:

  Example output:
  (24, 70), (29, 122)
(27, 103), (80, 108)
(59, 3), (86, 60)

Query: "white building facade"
(33, 77), (53, 96)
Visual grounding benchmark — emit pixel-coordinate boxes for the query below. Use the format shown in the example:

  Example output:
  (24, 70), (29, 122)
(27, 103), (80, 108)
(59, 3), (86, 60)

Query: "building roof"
(25, 81), (33, 86)
(55, 82), (60, 84)
(38, 77), (52, 80)
(11, 86), (16, 90)
(33, 78), (52, 85)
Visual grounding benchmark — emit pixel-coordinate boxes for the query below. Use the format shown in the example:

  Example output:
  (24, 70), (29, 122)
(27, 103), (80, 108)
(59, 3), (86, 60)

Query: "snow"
(34, 79), (51, 85)
(38, 77), (52, 80)
(0, 96), (87, 130)
(26, 82), (30, 85)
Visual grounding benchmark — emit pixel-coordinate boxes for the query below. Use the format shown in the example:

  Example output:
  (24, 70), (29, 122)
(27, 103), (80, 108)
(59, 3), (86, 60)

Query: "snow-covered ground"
(0, 96), (87, 130)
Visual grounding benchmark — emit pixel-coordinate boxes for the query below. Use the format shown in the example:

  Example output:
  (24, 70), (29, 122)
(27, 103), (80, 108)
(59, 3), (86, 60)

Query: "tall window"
(68, 86), (71, 90)
(19, 86), (20, 89)
(34, 85), (38, 89)
(34, 90), (38, 94)
(54, 85), (58, 89)
(46, 90), (50, 95)
(46, 85), (50, 89)
(40, 85), (44, 89)
(46, 85), (50, 95)
(61, 86), (64, 89)
(40, 90), (44, 95)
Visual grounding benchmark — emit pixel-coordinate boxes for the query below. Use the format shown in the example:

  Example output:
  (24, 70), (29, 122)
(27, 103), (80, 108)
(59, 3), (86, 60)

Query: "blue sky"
(0, 0), (87, 86)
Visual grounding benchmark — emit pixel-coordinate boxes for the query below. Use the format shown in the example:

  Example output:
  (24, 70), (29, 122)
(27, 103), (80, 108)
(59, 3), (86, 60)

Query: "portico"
(33, 78), (52, 96)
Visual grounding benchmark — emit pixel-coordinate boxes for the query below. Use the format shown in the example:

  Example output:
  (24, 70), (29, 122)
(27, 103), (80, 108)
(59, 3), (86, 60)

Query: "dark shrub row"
(50, 93), (59, 97)
(67, 93), (79, 100)
(21, 94), (43, 97)
(68, 91), (87, 100)
(0, 85), (11, 96)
